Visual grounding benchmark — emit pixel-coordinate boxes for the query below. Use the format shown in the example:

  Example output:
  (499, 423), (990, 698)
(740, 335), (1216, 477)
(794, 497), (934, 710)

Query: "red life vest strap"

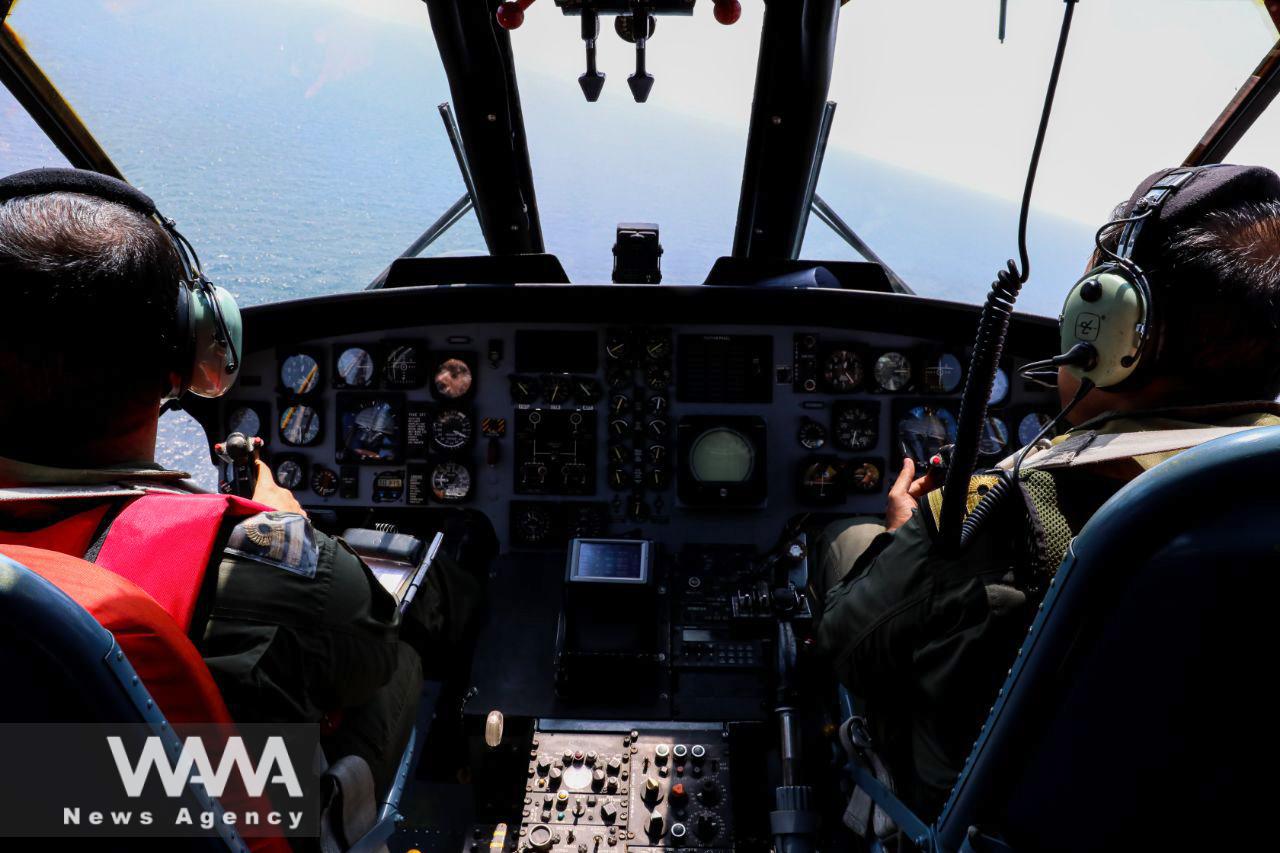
(95, 492), (272, 632)
(0, 502), (112, 555)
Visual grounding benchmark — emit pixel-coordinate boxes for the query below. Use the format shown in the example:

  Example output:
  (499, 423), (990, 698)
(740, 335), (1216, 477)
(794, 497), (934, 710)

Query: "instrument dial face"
(800, 460), (844, 503)
(509, 375), (541, 405)
(874, 352), (913, 392)
(431, 409), (472, 452)
(924, 353), (964, 394)
(989, 368), (1010, 405)
(605, 335), (630, 362)
(339, 398), (401, 462)
(645, 335), (671, 360)
(823, 349), (864, 392)
(573, 378), (602, 404)
(373, 470), (405, 503)
(834, 403), (879, 451)
(543, 375), (572, 405)
(434, 357), (474, 400)
(1018, 412), (1054, 446)
(430, 461), (472, 502)
(280, 353), (320, 395)
(849, 460), (883, 493)
(274, 457), (305, 490)
(979, 416), (1011, 456)
(898, 405), (957, 466)
(228, 405), (262, 438)
(516, 506), (553, 544)
(310, 466), (338, 497)
(798, 418), (827, 450)
(383, 344), (423, 387)
(337, 347), (375, 388)
(279, 405), (321, 446)
(646, 365), (672, 392)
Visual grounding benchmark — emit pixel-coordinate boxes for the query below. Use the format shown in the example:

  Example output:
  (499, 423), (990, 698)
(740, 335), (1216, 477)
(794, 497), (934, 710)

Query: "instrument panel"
(207, 286), (1059, 553)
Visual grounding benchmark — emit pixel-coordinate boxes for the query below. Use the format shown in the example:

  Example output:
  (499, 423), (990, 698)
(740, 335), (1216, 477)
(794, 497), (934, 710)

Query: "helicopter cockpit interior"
(3, 1), (1280, 851)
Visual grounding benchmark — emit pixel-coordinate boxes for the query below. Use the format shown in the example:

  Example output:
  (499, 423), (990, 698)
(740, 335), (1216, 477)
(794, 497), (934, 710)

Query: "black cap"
(1121, 164), (1280, 264)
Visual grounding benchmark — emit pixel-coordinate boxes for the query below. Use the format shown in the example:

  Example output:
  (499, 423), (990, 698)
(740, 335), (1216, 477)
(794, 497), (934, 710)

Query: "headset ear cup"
(166, 283), (195, 400)
(1059, 269), (1148, 389)
(185, 284), (242, 399)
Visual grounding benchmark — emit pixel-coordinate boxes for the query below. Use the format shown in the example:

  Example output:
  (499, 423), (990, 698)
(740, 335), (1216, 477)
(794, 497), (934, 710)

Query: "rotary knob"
(690, 744), (706, 766)
(642, 776), (663, 803)
(646, 810), (665, 838)
(548, 767), (563, 788)
(654, 744), (670, 765)
(529, 825), (554, 852)
(536, 754), (551, 776)
(670, 822), (687, 846)
(698, 779), (721, 806)
(672, 744), (688, 763)
(591, 768), (606, 790)
(669, 782), (688, 806)
(694, 815), (719, 843)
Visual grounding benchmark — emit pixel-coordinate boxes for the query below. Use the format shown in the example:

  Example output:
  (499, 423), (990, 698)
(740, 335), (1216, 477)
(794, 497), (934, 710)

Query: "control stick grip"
(215, 432), (263, 498)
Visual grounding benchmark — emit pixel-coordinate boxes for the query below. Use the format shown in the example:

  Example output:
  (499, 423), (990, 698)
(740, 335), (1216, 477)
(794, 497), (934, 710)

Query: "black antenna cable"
(938, 0), (1080, 553)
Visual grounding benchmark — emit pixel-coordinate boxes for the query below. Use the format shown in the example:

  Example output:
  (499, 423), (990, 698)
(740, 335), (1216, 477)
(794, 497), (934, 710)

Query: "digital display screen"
(516, 329), (599, 373)
(336, 394), (403, 464)
(689, 427), (755, 483)
(570, 539), (650, 583)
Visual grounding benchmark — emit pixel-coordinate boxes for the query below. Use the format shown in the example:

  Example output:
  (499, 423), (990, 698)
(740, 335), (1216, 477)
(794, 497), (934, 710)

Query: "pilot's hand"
(885, 457), (937, 532)
(251, 460), (308, 517)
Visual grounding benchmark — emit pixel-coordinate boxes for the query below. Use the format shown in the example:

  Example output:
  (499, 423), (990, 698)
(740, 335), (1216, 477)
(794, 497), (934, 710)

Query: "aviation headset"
(1058, 163), (1280, 389)
(0, 167), (241, 400)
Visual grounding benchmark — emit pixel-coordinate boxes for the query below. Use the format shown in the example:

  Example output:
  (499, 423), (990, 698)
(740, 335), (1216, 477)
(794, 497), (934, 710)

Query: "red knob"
(713, 0), (741, 25)
(496, 0), (534, 30)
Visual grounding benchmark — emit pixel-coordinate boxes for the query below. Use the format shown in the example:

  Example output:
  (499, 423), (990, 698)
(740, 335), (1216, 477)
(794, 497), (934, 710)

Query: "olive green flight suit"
(0, 456), (484, 794)
(814, 402), (1280, 816)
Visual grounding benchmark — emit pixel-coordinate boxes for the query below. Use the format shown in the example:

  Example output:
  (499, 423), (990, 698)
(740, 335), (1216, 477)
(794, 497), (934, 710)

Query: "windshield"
(2, 0), (1278, 310)
(4, 0), (483, 306)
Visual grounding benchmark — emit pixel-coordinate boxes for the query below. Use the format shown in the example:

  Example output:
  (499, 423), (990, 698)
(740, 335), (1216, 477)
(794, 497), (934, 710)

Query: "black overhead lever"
(579, 10), (605, 102)
(622, 10), (655, 102)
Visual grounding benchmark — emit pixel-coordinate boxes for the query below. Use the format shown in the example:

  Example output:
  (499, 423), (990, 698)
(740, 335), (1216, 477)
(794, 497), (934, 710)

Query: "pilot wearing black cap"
(815, 164), (1280, 818)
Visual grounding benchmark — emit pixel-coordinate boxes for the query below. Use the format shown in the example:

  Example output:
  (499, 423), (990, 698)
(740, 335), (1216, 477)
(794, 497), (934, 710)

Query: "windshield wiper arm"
(368, 103), (481, 289)
(810, 194), (913, 295)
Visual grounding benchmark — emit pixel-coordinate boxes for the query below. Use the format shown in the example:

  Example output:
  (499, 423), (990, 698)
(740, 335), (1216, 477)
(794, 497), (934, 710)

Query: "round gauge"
(874, 352), (913, 392)
(645, 335), (671, 360)
(383, 344), (422, 387)
(850, 460), (883, 493)
(800, 460), (843, 502)
(979, 416), (1011, 456)
(430, 461), (472, 503)
(647, 444), (666, 465)
(573, 378), (602, 404)
(646, 365), (672, 392)
(431, 409), (473, 452)
(543, 375), (572, 405)
(608, 464), (631, 490)
(689, 428), (755, 483)
(647, 396), (669, 415)
(607, 368), (632, 389)
(434, 357), (474, 400)
(280, 353), (320, 395)
(645, 418), (668, 440)
(337, 347), (375, 388)
(924, 353), (964, 394)
(1018, 412), (1054, 446)
(274, 457), (305, 490)
(279, 405), (321, 446)
(509, 375), (541, 405)
(228, 405), (262, 438)
(834, 403), (878, 451)
(823, 349), (864, 392)
(898, 406), (957, 465)
(798, 418), (827, 450)
(647, 467), (670, 490)
(605, 335), (630, 362)
(516, 506), (553, 545)
(310, 466), (338, 497)
(610, 394), (632, 416)
(989, 368), (1010, 406)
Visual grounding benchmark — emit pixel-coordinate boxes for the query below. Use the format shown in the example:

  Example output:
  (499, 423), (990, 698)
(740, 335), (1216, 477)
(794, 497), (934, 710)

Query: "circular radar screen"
(834, 403), (878, 451)
(823, 349), (864, 392)
(337, 347), (375, 387)
(274, 457), (305, 490)
(431, 409), (473, 452)
(383, 344), (423, 387)
(434, 357), (473, 400)
(279, 405), (321, 446)
(431, 461), (472, 502)
(924, 353), (963, 394)
(874, 352), (913, 392)
(689, 428), (755, 483)
(989, 368), (1010, 406)
(228, 405), (262, 438)
(1018, 412), (1054, 446)
(980, 416), (1010, 456)
(280, 353), (320, 395)
(898, 405), (957, 466)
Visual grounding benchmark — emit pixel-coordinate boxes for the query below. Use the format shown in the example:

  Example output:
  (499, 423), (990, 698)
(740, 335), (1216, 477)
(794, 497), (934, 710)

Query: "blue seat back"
(936, 425), (1280, 851)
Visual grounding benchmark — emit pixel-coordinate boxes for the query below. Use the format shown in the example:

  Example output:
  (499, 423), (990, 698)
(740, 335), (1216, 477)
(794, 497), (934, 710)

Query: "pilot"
(815, 164), (1280, 817)
(0, 179), (491, 794)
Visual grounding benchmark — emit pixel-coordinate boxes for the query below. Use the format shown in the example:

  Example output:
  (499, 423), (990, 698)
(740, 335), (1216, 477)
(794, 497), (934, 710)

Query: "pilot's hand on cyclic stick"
(251, 459), (308, 517)
(885, 457), (937, 532)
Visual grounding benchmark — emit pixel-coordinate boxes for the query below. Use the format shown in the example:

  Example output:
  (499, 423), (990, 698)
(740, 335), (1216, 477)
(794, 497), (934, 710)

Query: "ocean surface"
(0, 0), (1095, 484)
